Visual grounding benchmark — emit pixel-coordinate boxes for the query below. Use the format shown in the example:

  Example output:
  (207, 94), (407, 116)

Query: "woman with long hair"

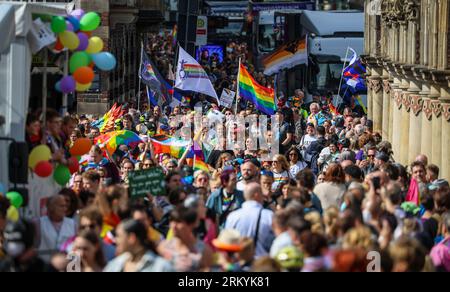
(72, 230), (106, 272)
(286, 146), (307, 178)
(313, 163), (346, 210)
(272, 154), (292, 192)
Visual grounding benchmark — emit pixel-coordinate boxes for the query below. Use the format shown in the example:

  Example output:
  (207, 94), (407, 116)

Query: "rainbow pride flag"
(92, 103), (125, 134)
(193, 156), (210, 173)
(172, 25), (178, 47)
(96, 130), (143, 155)
(151, 135), (190, 159)
(238, 63), (276, 115)
(187, 155), (210, 173)
(329, 103), (339, 116)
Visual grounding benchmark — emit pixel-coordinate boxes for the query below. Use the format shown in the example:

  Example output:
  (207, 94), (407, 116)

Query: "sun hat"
(212, 229), (244, 252)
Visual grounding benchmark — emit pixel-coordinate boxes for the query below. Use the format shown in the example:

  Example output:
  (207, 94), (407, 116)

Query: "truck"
(247, 0), (316, 66)
(263, 10), (365, 104)
(204, 0), (248, 45)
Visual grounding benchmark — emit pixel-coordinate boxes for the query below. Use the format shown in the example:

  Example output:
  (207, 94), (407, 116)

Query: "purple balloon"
(66, 21), (74, 32)
(70, 9), (85, 21)
(67, 16), (80, 32)
(76, 32), (89, 51)
(60, 76), (76, 94)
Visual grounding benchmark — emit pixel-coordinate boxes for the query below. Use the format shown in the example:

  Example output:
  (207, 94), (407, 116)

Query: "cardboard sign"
(128, 167), (166, 197)
(220, 89), (236, 109)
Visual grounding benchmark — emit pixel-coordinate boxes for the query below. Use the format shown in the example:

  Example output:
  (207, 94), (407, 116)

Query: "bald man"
(225, 183), (275, 259)
(415, 154), (429, 167)
(236, 161), (259, 192)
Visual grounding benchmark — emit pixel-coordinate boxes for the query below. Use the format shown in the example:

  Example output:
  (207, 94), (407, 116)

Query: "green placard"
(128, 167), (166, 197)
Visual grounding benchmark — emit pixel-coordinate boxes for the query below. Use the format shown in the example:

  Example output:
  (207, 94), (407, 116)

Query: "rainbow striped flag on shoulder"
(238, 63), (276, 115)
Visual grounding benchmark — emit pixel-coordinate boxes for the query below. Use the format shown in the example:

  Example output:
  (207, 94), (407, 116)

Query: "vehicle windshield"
(258, 24), (276, 53)
(309, 62), (342, 93)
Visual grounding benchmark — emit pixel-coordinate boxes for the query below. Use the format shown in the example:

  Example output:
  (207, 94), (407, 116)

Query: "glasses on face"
(368, 155), (375, 158)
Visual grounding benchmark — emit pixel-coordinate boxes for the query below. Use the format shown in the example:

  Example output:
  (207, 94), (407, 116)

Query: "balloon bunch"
(28, 139), (91, 187)
(51, 9), (117, 94)
(0, 184), (23, 222)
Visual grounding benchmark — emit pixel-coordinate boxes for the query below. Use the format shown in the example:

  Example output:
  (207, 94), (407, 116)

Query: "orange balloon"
(73, 67), (95, 85)
(69, 138), (92, 156)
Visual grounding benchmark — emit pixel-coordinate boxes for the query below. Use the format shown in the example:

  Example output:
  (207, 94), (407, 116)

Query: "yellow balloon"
(76, 82), (92, 92)
(7, 206), (19, 222)
(29, 145), (52, 169)
(60, 31), (80, 51)
(85, 37), (104, 54)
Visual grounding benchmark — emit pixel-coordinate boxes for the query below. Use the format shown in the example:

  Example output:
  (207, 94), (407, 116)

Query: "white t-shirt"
(290, 161), (308, 178)
(300, 134), (317, 150)
(272, 170), (291, 192)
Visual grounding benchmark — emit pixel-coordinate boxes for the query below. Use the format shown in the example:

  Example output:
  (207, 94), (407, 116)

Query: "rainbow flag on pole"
(151, 135), (191, 159)
(193, 156), (210, 173)
(238, 63), (276, 115)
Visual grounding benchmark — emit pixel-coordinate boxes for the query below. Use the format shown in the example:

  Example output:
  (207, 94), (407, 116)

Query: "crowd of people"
(0, 32), (450, 273)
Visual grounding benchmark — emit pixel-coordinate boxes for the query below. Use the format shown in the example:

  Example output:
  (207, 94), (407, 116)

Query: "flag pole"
(235, 58), (242, 115)
(137, 41), (144, 111)
(337, 47), (350, 100)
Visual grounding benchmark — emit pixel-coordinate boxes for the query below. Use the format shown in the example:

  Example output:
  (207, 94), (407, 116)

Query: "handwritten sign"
(128, 167), (166, 197)
(220, 89), (236, 109)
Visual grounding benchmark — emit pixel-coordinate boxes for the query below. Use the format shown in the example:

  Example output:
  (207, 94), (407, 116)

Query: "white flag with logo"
(175, 47), (219, 103)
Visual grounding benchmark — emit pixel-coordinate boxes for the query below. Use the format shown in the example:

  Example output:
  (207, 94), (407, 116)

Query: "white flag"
(175, 47), (219, 103)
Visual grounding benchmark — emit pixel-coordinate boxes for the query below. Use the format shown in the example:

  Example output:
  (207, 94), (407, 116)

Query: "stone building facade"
(363, 0), (450, 180)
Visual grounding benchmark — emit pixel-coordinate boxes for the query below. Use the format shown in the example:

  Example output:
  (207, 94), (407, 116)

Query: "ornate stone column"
(367, 67), (374, 119)
(391, 76), (402, 162)
(399, 77), (411, 165)
(440, 81), (450, 180)
(408, 78), (423, 163)
(430, 84), (442, 165)
(382, 71), (392, 140)
(420, 78), (433, 161)
(368, 67), (383, 133)
(441, 99), (450, 181)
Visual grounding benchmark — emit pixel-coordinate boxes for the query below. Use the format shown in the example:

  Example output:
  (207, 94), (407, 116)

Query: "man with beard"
(237, 160), (260, 192)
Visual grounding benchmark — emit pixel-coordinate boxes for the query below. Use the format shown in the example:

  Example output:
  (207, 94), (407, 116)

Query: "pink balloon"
(70, 9), (85, 21)
(76, 32), (89, 51)
(60, 76), (76, 94)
